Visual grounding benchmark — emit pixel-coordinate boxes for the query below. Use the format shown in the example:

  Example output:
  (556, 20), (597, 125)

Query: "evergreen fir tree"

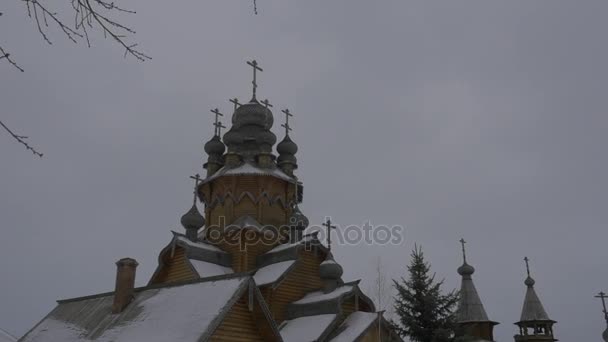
(393, 245), (459, 342)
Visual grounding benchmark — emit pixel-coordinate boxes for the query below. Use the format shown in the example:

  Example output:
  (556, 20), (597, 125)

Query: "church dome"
(277, 135), (298, 155)
(204, 135), (225, 155)
(457, 262), (475, 276)
(524, 276), (536, 287)
(319, 253), (343, 280)
(289, 205), (309, 229)
(180, 203), (205, 230)
(232, 99), (273, 130)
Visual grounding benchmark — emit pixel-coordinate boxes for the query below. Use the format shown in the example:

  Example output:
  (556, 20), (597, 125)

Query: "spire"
(180, 174), (205, 241)
(519, 257), (551, 322)
(455, 239), (498, 341)
(514, 257), (557, 342)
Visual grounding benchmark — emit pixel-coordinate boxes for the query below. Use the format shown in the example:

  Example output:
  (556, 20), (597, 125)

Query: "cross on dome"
(246, 59), (263, 100)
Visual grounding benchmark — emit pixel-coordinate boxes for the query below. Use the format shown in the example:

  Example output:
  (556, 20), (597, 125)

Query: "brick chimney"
(112, 258), (138, 314)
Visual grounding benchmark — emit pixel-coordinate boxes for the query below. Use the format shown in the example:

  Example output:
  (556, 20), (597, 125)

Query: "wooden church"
(19, 61), (403, 342)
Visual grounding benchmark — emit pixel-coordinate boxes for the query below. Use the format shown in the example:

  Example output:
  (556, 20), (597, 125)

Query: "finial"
(523, 257), (536, 287)
(322, 218), (337, 251)
(459, 238), (467, 263)
(261, 99), (273, 108)
(210, 108), (225, 136)
(595, 291), (608, 325)
(246, 59), (263, 100)
(229, 98), (241, 111)
(188, 174), (201, 204)
(281, 108), (293, 136)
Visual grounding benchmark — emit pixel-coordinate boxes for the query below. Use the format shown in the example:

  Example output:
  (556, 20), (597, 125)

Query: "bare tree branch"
(0, 45), (25, 72)
(1, 0), (150, 72)
(0, 120), (43, 157)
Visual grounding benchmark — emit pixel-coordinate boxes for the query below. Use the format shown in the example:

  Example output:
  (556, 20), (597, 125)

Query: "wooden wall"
(149, 247), (196, 285)
(262, 248), (325, 323)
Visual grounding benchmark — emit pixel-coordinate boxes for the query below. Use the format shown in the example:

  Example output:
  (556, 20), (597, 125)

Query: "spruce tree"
(393, 245), (459, 342)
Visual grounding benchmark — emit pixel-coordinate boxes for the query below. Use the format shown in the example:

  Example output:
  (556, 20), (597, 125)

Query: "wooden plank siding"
(210, 294), (265, 342)
(263, 249), (326, 323)
(149, 247), (196, 285)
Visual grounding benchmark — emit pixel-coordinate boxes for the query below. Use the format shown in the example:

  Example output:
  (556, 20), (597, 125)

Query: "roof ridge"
(57, 272), (253, 304)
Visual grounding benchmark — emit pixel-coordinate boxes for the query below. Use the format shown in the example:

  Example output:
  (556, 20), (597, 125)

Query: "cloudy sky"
(2, 0), (608, 340)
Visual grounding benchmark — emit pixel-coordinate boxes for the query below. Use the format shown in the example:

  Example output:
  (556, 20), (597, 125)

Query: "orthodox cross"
(214, 121), (226, 136)
(524, 257), (531, 277)
(459, 238), (467, 263)
(229, 98), (241, 111)
(210, 108), (224, 136)
(281, 108), (293, 136)
(595, 292), (608, 324)
(261, 99), (273, 108)
(246, 59), (263, 100)
(322, 218), (337, 251)
(188, 174), (201, 204)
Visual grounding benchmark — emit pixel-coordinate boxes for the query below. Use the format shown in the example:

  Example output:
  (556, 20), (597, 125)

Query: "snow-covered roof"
(189, 259), (233, 277)
(202, 162), (293, 184)
(175, 235), (223, 252)
(280, 314), (336, 342)
(254, 260), (296, 286)
(21, 276), (250, 342)
(293, 285), (354, 305)
(329, 311), (378, 342)
(0, 329), (16, 342)
(266, 233), (319, 254)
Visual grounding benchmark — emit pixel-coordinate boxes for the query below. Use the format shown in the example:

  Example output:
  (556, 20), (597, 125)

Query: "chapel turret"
(455, 239), (499, 341)
(514, 257), (557, 342)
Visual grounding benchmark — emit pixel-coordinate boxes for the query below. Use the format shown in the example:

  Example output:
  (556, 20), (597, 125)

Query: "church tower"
(197, 60), (303, 272)
(455, 239), (498, 341)
(514, 257), (557, 342)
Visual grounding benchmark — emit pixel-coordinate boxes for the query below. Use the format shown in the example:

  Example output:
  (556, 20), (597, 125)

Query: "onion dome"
(457, 262), (475, 277)
(223, 99), (277, 158)
(232, 99), (274, 130)
(204, 135), (225, 156)
(180, 203), (205, 231)
(524, 276), (536, 287)
(289, 205), (309, 229)
(277, 135), (298, 155)
(319, 253), (343, 280)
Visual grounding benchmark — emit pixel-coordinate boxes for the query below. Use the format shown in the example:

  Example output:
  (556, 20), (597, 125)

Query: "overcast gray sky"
(2, 1), (608, 340)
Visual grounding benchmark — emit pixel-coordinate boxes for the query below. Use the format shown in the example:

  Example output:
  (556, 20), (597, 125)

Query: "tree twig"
(0, 120), (43, 157)
(0, 45), (24, 72)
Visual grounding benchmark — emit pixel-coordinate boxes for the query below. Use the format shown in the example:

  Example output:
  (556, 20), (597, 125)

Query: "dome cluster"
(223, 99), (277, 158)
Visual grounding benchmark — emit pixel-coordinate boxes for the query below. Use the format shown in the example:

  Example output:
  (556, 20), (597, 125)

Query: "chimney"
(112, 258), (138, 314)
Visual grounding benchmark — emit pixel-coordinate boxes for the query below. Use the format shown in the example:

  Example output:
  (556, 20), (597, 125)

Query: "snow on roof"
(266, 234), (318, 254)
(189, 259), (233, 277)
(175, 235), (223, 252)
(292, 285), (354, 305)
(329, 311), (378, 342)
(254, 260), (295, 286)
(202, 162), (293, 184)
(0, 329), (16, 342)
(280, 314), (336, 342)
(21, 277), (248, 342)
